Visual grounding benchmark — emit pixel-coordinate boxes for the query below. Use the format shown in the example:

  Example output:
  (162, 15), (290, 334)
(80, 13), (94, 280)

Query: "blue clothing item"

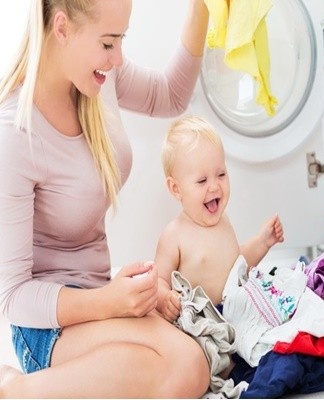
(229, 353), (256, 386)
(10, 285), (80, 373)
(11, 325), (62, 373)
(239, 351), (324, 398)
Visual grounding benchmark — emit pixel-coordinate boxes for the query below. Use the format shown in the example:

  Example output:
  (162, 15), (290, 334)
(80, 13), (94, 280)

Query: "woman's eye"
(103, 34), (126, 51)
(103, 43), (114, 50)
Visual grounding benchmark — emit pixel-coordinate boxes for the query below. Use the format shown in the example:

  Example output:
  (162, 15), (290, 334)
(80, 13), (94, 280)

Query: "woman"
(0, 0), (210, 397)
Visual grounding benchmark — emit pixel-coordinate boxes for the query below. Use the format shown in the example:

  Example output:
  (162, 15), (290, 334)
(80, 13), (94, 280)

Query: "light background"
(0, 0), (314, 369)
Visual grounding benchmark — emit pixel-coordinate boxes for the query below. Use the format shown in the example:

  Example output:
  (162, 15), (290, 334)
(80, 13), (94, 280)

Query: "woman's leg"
(0, 312), (210, 398)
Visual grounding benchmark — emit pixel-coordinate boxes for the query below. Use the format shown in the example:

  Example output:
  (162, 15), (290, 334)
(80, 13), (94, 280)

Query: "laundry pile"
(222, 255), (324, 398)
(172, 253), (324, 398)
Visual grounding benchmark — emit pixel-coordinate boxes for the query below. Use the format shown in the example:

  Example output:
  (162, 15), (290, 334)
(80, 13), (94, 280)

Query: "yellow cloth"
(204, 0), (278, 116)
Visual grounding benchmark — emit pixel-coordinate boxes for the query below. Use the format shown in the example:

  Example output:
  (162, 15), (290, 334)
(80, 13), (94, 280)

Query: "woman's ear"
(52, 11), (69, 44)
(166, 177), (182, 201)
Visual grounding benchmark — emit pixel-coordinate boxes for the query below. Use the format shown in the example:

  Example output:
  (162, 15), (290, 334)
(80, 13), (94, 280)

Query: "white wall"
(0, 1), (29, 77)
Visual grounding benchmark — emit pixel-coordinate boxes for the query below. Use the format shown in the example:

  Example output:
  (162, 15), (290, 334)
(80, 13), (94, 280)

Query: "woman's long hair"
(0, 0), (121, 208)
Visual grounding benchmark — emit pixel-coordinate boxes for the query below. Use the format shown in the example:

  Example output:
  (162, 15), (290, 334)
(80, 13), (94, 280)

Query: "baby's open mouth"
(204, 198), (219, 213)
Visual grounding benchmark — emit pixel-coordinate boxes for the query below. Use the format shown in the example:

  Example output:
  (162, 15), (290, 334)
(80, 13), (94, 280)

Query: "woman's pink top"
(0, 44), (202, 328)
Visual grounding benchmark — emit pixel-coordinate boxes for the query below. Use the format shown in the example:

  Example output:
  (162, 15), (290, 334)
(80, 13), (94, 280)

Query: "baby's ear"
(166, 176), (182, 200)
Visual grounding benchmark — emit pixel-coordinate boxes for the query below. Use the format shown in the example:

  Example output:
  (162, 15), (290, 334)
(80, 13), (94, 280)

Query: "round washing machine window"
(199, 0), (324, 162)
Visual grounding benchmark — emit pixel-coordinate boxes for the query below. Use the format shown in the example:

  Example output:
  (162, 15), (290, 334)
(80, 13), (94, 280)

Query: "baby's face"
(173, 136), (230, 227)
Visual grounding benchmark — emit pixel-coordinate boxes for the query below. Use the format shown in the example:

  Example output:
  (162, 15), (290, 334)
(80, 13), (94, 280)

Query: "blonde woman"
(0, 0), (210, 398)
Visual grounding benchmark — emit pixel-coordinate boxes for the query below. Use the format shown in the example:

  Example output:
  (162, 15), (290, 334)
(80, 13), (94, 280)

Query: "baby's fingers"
(170, 291), (181, 310)
(274, 220), (284, 241)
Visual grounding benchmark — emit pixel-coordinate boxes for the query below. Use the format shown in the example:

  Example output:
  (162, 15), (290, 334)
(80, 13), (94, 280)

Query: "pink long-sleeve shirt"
(0, 44), (201, 328)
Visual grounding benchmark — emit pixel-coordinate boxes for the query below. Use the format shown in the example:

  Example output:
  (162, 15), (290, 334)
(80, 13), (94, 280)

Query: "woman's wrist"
(57, 286), (108, 327)
(181, 0), (209, 57)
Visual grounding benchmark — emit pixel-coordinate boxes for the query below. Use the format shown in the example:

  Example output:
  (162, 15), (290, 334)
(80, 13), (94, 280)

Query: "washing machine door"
(190, 0), (324, 248)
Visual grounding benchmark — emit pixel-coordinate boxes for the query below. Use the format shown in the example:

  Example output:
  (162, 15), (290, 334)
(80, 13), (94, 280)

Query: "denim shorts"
(11, 325), (62, 374)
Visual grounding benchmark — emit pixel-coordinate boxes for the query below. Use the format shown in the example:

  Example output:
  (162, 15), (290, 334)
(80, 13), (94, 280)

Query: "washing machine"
(189, 0), (324, 256)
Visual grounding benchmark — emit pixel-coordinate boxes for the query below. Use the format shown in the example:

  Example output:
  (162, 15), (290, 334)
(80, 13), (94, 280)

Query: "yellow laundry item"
(205, 0), (228, 48)
(204, 0), (278, 116)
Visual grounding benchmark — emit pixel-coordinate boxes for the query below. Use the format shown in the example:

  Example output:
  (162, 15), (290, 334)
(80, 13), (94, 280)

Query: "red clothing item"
(274, 331), (324, 357)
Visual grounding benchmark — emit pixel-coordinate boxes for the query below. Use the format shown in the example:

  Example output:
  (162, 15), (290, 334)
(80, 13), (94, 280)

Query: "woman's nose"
(108, 42), (123, 67)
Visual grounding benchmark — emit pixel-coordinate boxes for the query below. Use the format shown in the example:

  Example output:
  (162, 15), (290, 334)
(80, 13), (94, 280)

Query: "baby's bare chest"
(177, 228), (239, 304)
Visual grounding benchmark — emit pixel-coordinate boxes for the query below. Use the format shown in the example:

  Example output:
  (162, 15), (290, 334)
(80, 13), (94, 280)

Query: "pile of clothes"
(172, 253), (324, 398)
(222, 254), (324, 398)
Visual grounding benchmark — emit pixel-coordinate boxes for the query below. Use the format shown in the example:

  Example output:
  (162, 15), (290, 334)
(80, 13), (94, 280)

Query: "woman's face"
(62, 0), (132, 97)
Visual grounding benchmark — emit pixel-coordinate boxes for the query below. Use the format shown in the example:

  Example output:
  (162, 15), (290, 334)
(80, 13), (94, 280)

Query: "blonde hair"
(0, 0), (120, 208)
(161, 115), (222, 177)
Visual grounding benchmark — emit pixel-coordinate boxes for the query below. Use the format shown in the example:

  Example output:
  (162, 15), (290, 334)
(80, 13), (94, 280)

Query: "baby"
(155, 115), (284, 323)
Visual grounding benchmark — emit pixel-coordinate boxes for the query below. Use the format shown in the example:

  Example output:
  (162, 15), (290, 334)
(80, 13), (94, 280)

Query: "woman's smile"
(94, 69), (108, 85)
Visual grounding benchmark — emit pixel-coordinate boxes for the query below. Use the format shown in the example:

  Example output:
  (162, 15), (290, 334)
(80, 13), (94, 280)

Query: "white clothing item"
(202, 381), (249, 399)
(222, 256), (307, 366)
(259, 286), (324, 347)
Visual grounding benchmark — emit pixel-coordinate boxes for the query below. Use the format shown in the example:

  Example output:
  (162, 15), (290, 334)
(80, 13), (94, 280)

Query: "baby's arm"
(154, 226), (181, 323)
(240, 214), (284, 269)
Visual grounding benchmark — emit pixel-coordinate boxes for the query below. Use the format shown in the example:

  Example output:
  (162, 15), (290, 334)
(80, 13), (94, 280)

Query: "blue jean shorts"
(11, 325), (62, 374)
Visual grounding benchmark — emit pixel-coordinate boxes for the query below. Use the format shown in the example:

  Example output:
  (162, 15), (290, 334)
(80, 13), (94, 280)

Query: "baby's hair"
(0, 0), (120, 208)
(162, 115), (222, 177)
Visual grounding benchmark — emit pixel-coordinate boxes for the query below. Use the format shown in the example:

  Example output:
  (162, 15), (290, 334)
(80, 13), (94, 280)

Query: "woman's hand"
(98, 261), (159, 319)
(181, 0), (209, 57)
(57, 262), (158, 327)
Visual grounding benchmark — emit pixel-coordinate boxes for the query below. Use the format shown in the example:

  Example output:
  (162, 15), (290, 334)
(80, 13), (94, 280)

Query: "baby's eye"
(197, 178), (207, 184)
(219, 172), (226, 178)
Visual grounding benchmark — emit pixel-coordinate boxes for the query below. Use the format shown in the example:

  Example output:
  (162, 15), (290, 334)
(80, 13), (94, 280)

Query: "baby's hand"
(161, 290), (181, 323)
(261, 214), (284, 249)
